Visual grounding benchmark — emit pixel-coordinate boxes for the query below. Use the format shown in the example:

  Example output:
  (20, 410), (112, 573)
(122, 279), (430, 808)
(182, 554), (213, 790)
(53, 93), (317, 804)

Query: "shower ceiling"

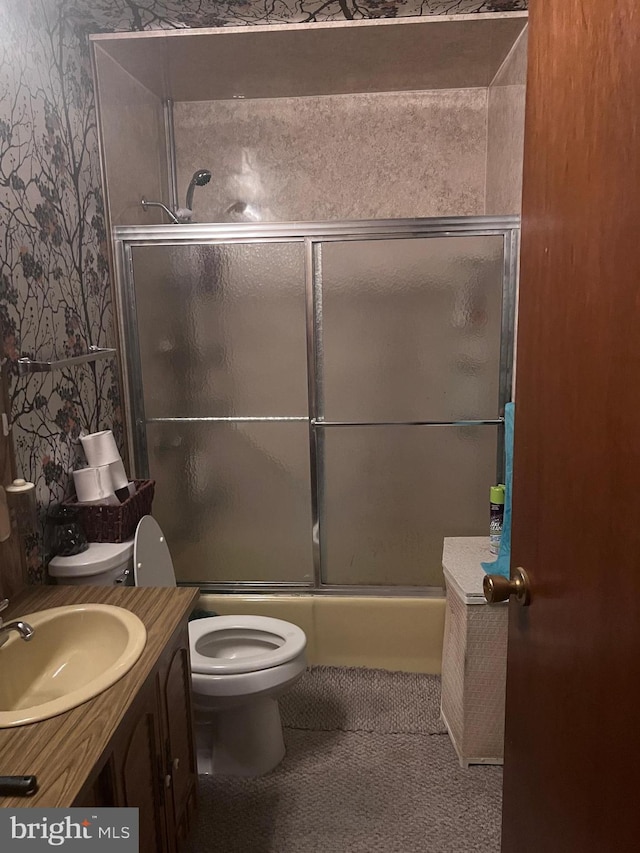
(91, 13), (527, 101)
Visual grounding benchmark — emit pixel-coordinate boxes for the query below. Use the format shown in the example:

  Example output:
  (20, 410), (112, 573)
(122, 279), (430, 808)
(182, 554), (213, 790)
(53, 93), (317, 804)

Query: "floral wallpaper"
(67, 0), (527, 30)
(0, 0), (120, 580)
(0, 0), (526, 581)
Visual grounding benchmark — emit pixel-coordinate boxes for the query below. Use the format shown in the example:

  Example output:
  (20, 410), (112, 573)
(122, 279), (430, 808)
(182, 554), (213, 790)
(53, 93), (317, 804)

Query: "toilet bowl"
(190, 615), (306, 776)
(48, 515), (307, 777)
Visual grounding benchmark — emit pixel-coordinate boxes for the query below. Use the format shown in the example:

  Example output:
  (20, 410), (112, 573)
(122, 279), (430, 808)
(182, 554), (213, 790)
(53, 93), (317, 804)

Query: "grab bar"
(16, 346), (117, 376)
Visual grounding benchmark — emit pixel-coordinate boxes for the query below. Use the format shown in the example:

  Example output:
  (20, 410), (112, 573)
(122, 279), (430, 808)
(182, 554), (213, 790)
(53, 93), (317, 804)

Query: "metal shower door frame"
(113, 216), (519, 596)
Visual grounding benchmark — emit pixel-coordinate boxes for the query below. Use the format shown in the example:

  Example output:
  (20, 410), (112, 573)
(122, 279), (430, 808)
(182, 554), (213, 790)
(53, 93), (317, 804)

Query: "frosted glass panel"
(132, 242), (308, 417)
(319, 236), (504, 422)
(321, 425), (498, 586)
(146, 421), (313, 583)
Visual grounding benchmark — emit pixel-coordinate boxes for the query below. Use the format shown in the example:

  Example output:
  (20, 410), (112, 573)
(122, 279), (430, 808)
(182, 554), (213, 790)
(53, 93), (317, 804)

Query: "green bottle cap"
(490, 484), (505, 504)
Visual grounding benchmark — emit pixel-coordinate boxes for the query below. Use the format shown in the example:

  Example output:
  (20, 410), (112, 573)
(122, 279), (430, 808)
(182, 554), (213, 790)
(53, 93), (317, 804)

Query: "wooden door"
(502, 2), (640, 851)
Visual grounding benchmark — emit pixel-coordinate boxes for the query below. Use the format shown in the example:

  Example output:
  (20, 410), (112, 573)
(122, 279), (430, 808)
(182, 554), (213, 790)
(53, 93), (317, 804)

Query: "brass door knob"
(483, 567), (531, 606)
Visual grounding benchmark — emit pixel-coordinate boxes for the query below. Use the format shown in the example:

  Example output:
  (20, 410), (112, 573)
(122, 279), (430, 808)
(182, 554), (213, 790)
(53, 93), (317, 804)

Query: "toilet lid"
(134, 516), (176, 588)
(189, 615), (307, 675)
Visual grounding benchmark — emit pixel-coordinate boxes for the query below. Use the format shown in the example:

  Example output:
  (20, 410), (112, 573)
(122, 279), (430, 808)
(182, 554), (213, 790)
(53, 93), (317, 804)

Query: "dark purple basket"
(64, 479), (155, 543)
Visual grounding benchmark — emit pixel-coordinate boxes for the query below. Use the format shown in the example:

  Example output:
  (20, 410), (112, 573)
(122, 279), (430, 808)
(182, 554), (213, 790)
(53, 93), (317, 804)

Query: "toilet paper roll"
(73, 465), (118, 505)
(80, 430), (121, 467)
(108, 458), (128, 490)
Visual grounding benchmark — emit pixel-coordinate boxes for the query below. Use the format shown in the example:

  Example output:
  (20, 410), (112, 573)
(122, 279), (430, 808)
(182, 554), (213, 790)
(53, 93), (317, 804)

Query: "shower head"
(192, 169), (212, 187)
(185, 169), (212, 212)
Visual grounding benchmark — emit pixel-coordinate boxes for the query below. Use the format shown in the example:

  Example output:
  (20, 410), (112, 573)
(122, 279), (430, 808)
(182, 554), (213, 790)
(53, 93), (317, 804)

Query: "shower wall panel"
(93, 46), (169, 226)
(485, 29), (528, 215)
(173, 90), (488, 224)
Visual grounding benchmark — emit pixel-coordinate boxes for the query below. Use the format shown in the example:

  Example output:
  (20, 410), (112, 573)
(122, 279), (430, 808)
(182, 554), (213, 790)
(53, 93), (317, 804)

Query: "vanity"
(0, 585), (199, 852)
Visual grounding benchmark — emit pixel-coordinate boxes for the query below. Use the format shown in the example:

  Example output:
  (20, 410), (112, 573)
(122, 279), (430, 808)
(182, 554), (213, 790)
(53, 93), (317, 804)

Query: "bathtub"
(198, 594), (445, 674)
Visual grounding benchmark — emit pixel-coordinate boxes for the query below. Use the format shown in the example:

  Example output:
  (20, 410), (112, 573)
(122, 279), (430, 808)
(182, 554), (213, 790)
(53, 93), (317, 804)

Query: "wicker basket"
(64, 479), (155, 543)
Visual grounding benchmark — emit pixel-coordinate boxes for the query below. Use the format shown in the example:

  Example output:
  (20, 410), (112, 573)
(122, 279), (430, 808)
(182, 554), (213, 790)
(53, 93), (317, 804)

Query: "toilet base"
(195, 695), (286, 777)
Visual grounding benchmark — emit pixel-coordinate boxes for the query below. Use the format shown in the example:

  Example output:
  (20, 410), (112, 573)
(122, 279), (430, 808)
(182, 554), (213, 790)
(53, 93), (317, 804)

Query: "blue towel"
(481, 402), (514, 579)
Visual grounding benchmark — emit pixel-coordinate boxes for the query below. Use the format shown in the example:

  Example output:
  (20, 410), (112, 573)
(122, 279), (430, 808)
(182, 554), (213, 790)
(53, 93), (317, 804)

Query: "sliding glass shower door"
(118, 218), (517, 591)
(128, 240), (314, 584)
(315, 236), (504, 587)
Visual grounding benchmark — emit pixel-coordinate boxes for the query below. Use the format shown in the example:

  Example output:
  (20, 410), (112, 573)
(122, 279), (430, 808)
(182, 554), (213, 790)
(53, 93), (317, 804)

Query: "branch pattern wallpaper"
(0, 0), (527, 581)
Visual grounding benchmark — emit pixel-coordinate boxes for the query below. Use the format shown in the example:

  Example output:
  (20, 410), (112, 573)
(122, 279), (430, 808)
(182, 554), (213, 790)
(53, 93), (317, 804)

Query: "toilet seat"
(189, 615), (306, 675)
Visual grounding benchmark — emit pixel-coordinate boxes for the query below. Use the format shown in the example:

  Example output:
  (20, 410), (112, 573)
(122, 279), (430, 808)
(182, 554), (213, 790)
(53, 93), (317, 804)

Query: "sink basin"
(0, 604), (147, 727)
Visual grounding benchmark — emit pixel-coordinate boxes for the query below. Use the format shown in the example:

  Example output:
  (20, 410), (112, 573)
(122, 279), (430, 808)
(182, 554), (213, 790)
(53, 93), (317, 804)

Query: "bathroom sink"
(0, 604), (147, 727)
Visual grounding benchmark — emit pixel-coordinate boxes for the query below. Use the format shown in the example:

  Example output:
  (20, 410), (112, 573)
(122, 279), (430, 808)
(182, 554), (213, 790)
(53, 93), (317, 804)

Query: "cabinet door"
(73, 619), (197, 853)
(112, 677), (169, 853)
(158, 630), (198, 847)
(73, 760), (117, 808)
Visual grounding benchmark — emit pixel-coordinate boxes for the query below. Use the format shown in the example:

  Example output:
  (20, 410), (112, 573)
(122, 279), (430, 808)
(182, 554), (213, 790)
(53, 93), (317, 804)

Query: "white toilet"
(48, 515), (307, 777)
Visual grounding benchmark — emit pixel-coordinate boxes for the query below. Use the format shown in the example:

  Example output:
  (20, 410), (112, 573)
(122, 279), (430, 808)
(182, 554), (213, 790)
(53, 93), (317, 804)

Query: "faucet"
(140, 197), (181, 225)
(0, 599), (35, 648)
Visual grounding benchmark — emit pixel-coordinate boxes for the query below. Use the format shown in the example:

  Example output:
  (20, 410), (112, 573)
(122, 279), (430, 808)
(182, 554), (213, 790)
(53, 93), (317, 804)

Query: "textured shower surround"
(486, 28), (527, 214)
(0, 0), (527, 581)
(175, 90), (488, 222)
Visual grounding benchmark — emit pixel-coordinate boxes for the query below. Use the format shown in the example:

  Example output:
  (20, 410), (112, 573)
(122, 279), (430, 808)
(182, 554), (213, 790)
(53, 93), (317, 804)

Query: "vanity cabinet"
(0, 585), (199, 847)
(74, 622), (198, 853)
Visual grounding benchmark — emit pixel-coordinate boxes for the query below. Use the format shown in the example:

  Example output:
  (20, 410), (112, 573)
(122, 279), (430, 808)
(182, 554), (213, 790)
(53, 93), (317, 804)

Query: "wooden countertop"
(0, 584), (199, 807)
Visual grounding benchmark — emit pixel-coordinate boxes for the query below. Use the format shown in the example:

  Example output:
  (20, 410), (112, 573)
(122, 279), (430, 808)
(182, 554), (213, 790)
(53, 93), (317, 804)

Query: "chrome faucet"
(140, 197), (180, 225)
(0, 599), (35, 648)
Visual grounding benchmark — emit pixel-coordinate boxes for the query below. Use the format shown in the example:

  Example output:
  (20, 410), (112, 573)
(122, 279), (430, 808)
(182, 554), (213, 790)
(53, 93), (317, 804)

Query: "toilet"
(48, 515), (307, 777)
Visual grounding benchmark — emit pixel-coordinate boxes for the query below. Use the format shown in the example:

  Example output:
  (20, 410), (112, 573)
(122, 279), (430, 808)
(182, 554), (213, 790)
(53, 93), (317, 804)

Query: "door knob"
(483, 567), (531, 606)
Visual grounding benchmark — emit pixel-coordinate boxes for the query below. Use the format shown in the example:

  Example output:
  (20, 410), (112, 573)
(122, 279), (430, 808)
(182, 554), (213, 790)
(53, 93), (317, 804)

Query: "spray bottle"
(489, 484), (506, 556)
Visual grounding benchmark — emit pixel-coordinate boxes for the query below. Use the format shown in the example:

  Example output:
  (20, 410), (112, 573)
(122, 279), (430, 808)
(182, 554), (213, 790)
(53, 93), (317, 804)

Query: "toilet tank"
(48, 540), (134, 586)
